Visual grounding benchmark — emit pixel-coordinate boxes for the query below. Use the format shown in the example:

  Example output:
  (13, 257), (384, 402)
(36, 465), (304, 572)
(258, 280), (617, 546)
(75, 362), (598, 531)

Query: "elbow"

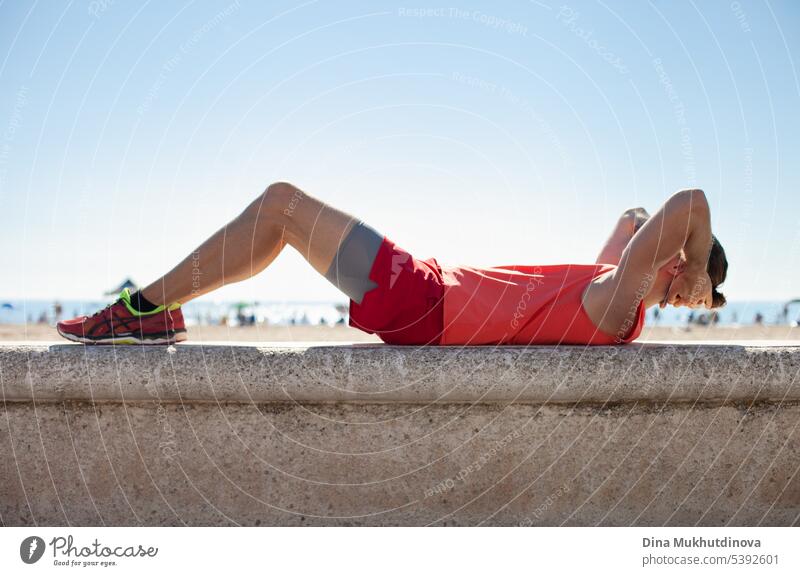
(676, 187), (707, 204)
(621, 206), (650, 233)
(618, 209), (637, 231)
(673, 188), (709, 217)
(621, 207), (646, 219)
(688, 189), (710, 219)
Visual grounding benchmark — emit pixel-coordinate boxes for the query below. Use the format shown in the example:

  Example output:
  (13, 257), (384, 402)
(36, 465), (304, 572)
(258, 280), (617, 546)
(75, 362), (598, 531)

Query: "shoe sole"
(57, 326), (187, 345)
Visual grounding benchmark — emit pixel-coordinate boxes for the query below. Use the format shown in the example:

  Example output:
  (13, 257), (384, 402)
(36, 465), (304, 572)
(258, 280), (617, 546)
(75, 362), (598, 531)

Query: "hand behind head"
(665, 270), (713, 309)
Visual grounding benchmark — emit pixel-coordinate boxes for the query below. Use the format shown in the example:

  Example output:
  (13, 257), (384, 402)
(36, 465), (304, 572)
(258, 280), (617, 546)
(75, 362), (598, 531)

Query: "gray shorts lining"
(323, 221), (383, 305)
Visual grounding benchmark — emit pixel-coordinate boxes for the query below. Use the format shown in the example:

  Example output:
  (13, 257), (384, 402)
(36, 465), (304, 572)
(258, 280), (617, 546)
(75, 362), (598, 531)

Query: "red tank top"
(439, 263), (646, 345)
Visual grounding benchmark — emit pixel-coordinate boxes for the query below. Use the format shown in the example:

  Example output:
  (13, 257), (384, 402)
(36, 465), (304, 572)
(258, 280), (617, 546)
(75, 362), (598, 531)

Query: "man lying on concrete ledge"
(56, 184), (727, 346)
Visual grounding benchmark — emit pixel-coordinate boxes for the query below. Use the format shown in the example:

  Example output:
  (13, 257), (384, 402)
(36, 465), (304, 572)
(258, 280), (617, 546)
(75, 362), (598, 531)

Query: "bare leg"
(140, 182), (359, 306)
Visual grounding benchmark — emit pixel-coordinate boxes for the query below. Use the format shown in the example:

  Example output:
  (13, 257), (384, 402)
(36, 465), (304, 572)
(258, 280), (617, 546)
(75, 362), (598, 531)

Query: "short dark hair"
(708, 235), (728, 308)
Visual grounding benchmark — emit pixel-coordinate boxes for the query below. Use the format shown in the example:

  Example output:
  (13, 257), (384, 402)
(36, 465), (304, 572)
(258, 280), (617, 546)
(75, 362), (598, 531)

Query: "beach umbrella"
(104, 278), (137, 296)
(784, 299), (800, 324)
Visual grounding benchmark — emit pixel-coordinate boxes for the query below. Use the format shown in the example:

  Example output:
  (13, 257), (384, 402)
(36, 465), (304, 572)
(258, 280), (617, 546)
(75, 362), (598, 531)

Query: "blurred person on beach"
(57, 184), (727, 346)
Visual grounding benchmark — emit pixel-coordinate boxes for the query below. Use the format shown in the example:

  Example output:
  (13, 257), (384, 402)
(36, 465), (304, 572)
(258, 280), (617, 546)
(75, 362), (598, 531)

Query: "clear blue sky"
(1, 0), (798, 303)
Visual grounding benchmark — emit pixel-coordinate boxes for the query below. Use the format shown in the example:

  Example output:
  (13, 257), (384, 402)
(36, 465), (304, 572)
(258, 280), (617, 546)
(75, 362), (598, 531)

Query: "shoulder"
(582, 264), (651, 339)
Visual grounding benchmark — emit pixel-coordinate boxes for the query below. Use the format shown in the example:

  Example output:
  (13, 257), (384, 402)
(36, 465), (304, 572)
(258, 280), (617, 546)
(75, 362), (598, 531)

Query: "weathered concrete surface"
(3, 341), (800, 404)
(1, 342), (799, 526)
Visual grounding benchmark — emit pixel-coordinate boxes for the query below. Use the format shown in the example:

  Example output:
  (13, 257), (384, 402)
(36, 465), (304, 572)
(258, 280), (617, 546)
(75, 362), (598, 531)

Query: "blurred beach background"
(2, 292), (800, 342)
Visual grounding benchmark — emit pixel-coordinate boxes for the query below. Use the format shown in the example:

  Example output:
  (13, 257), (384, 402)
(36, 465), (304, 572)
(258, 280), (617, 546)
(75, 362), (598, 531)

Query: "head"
(647, 235), (728, 309)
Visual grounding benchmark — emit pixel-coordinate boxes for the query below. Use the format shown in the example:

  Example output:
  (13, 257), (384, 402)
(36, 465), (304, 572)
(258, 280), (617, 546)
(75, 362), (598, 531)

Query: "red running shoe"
(57, 288), (187, 345)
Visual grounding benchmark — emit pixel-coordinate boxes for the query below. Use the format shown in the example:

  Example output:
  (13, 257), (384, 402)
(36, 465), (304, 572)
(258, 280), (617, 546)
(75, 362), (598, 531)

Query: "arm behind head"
(584, 189), (723, 337)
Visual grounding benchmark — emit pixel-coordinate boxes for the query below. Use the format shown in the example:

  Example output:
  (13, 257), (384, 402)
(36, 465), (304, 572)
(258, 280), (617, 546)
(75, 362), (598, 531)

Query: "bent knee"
(244, 181), (303, 221)
(264, 181), (304, 218)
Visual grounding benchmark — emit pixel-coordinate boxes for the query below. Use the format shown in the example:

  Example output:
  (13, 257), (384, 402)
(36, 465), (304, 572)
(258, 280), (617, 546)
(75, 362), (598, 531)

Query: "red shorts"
(348, 236), (444, 345)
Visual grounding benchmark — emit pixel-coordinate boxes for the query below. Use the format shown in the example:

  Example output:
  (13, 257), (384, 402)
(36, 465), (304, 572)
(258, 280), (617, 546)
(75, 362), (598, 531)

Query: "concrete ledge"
(2, 341), (800, 404)
(2, 341), (800, 526)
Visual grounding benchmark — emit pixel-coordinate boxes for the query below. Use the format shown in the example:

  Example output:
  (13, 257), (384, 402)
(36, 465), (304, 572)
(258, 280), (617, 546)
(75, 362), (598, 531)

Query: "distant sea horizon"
(1, 298), (799, 328)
